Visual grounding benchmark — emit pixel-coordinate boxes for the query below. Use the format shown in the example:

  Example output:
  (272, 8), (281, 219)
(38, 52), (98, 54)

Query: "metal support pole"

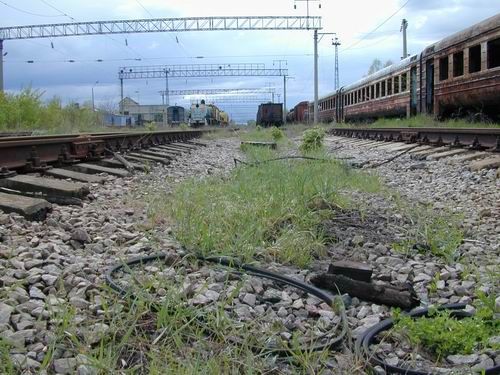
(120, 78), (124, 114)
(283, 75), (287, 125)
(92, 87), (95, 112)
(333, 37), (341, 90)
(165, 70), (170, 106)
(401, 19), (408, 59)
(313, 29), (319, 124)
(0, 40), (4, 93)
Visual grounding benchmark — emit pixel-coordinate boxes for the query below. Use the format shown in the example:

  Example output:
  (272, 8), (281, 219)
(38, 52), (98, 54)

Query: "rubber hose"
(355, 303), (500, 375)
(106, 253), (348, 356)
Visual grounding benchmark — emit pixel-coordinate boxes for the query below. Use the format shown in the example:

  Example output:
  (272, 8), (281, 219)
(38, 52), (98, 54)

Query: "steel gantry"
(0, 15), (321, 95)
(159, 88), (276, 96)
(119, 63), (287, 111)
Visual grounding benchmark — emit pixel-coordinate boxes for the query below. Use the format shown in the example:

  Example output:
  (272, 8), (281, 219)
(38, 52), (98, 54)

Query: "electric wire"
(133, 0), (191, 57)
(38, 0), (144, 59)
(342, 0), (412, 52)
(0, 0), (62, 17)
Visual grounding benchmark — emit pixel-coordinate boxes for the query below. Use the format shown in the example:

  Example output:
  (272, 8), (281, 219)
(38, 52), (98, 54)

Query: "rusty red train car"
(295, 13), (500, 124)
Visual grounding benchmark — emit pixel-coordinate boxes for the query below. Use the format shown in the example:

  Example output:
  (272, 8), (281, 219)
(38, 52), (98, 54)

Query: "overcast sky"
(1, 0), (498, 123)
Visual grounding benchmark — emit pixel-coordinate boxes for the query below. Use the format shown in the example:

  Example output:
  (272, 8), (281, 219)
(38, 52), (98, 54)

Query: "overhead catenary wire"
(0, 0), (62, 17)
(37, 0), (144, 59)
(342, 0), (412, 52)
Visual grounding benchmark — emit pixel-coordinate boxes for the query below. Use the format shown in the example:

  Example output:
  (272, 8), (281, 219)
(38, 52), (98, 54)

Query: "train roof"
(423, 13), (500, 57)
(319, 54), (418, 100)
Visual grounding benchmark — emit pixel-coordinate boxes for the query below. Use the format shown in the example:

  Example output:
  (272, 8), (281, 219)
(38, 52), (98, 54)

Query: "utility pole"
(401, 19), (408, 60)
(0, 40), (4, 93)
(164, 69), (170, 106)
(314, 29), (319, 123)
(283, 75), (287, 124)
(91, 81), (99, 112)
(273, 59), (288, 123)
(120, 78), (124, 114)
(333, 36), (341, 90)
(294, 0), (321, 123)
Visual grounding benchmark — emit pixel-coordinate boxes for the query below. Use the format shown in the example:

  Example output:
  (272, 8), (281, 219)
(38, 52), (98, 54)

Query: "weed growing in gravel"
(165, 148), (380, 266)
(0, 339), (14, 374)
(392, 293), (499, 360)
(392, 204), (463, 259)
(270, 126), (285, 141)
(300, 127), (326, 153)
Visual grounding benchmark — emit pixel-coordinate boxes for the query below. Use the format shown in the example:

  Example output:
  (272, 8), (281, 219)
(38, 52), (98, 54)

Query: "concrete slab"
(385, 143), (418, 152)
(427, 149), (469, 161)
(0, 175), (89, 198)
(45, 168), (106, 184)
(128, 153), (170, 165)
(71, 163), (131, 178)
(159, 145), (190, 153)
(447, 152), (488, 164)
(172, 142), (198, 149)
(153, 146), (183, 155)
(408, 145), (434, 154)
(0, 192), (51, 221)
(99, 159), (147, 172)
(469, 156), (500, 171)
(374, 142), (407, 150)
(140, 149), (176, 159)
(411, 147), (449, 159)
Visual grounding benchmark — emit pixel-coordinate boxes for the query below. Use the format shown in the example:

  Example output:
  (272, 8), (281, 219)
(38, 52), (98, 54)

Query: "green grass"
(333, 114), (500, 129)
(392, 293), (499, 361)
(151, 147), (380, 267)
(392, 203), (464, 260)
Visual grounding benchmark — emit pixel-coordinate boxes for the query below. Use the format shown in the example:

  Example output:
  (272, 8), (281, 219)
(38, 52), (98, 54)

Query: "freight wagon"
(256, 103), (283, 127)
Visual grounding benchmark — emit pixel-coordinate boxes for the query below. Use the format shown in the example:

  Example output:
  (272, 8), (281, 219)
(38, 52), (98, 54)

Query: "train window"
(381, 81), (386, 97)
(439, 56), (449, 81)
(469, 45), (481, 73)
(387, 78), (392, 95)
(487, 38), (500, 69)
(357, 90), (361, 103)
(376, 82), (380, 98)
(401, 73), (407, 91)
(394, 76), (400, 94)
(371, 85), (375, 99)
(453, 51), (464, 76)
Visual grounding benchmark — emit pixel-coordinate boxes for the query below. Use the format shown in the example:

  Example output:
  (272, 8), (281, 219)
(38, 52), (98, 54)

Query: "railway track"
(330, 127), (500, 151)
(0, 129), (206, 220)
(328, 127), (500, 170)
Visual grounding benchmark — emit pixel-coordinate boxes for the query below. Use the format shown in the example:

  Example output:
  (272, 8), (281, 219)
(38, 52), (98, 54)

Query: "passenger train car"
(295, 14), (500, 124)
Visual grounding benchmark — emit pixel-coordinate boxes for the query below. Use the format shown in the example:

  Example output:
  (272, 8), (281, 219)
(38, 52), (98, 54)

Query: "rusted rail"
(330, 127), (500, 151)
(0, 129), (204, 174)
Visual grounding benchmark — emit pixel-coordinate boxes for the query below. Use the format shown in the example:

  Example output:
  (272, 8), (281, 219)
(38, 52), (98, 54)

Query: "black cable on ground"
(233, 155), (353, 167)
(364, 144), (420, 169)
(355, 303), (500, 375)
(106, 253), (348, 356)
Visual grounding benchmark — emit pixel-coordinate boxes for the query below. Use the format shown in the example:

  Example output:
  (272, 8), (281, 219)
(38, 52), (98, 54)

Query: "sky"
(1, 0), (498, 123)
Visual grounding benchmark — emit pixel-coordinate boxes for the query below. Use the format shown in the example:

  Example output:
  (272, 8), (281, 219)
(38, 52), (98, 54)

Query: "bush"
(0, 88), (103, 133)
(300, 127), (326, 153)
(270, 126), (284, 141)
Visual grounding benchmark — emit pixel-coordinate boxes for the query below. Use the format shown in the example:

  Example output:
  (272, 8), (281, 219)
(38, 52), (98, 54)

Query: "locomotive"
(291, 14), (500, 123)
(189, 100), (229, 127)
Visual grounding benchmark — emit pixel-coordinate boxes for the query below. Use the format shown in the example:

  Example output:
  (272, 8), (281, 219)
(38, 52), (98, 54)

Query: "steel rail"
(0, 129), (204, 172)
(330, 127), (500, 151)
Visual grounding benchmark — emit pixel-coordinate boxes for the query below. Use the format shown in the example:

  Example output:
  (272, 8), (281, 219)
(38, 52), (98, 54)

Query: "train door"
(410, 66), (417, 116)
(425, 59), (434, 114)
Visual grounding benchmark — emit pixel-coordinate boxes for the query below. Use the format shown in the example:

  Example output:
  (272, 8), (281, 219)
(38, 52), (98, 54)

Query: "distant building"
(120, 97), (168, 125)
(103, 113), (134, 127)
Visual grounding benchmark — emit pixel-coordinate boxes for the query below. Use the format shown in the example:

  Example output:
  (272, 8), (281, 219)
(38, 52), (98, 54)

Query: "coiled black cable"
(106, 253), (348, 356)
(355, 303), (500, 375)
